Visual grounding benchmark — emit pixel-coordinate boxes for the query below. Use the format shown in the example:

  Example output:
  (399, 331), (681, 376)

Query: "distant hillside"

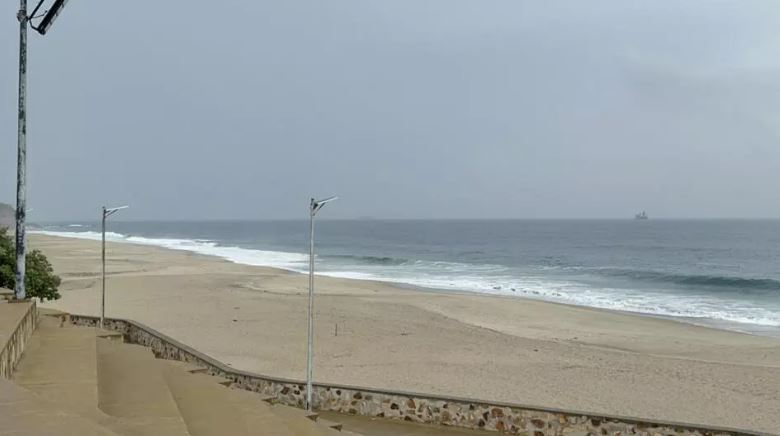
(0, 202), (13, 229)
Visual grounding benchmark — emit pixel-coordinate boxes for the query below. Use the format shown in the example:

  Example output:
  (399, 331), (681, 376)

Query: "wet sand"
(30, 234), (780, 433)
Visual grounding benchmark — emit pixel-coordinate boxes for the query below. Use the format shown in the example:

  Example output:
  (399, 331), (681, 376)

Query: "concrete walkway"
(96, 338), (190, 435)
(0, 378), (118, 436)
(3, 306), (481, 435)
(3, 312), (363, 435)
(12, 315), (99, 415)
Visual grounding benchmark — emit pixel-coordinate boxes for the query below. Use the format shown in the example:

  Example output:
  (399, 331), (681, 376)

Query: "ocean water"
(33, 219), (780, 335)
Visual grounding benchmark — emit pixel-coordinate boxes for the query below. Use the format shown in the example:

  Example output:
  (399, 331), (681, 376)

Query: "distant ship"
(634, 211), (648, 220)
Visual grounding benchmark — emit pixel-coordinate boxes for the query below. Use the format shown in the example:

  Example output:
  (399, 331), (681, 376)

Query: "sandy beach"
(30, 234), (780, 434)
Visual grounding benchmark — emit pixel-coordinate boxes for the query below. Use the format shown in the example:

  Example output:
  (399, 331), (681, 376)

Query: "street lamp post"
(13, 0), (70, 300)
(306, 196), (337, 411)
(101, 205), (128, 328)
(14, 0), (28, 300)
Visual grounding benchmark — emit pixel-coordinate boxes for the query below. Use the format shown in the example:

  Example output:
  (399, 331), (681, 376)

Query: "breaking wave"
(32, 229), (780, 329)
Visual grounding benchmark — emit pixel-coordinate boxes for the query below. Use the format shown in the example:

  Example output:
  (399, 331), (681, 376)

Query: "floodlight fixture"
(105, 205), (129, 217)
(30, 0), (69, 35)
(311, 196), (338, 216)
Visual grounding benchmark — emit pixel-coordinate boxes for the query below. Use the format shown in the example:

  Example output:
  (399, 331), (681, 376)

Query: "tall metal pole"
(101, 207), (106, 329)
(306, 198), (315, 411)
(14, 0), (28, 300)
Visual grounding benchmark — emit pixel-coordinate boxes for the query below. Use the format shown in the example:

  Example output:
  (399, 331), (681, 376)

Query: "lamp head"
(311, 196), (338, 216)
(103, 205), (129, 218)
(34, 0), (69, 35)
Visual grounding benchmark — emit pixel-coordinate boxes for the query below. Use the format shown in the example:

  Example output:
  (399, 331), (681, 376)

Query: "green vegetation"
(0, 227), (61, 301)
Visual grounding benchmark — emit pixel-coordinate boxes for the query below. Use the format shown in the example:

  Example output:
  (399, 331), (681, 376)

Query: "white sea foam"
(32, 230), (780, 330)
(323, 269), (780, 327)
(33, 230), (308, 270)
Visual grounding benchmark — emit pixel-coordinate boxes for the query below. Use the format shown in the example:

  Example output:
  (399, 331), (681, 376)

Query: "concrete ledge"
(65, 314), (773, 436)
(1, 300), (37, 378)
(0, 287), (14, 301)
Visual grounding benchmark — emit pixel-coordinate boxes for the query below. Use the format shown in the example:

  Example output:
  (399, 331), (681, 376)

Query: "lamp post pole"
(306, 199), (316, 411)
(14, 0), (28, 300)
(100, 205), (128, 329)
(101, 207), (107, 328)
(14, 0), (72, 300)
(305, 196), (337, 412)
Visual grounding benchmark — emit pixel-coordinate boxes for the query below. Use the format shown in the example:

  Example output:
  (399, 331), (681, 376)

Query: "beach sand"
(30, 234), (780, 433)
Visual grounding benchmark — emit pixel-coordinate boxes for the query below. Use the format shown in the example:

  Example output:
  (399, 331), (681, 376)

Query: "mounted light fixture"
(30, 0), (69, 35)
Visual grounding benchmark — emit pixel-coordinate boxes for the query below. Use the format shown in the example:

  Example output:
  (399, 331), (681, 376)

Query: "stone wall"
(66, 314), (770, 436)
(1, 301), (37, 378)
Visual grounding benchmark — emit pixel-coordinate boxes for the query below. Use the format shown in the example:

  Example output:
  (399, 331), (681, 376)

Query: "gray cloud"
(2, 0), (780, 220)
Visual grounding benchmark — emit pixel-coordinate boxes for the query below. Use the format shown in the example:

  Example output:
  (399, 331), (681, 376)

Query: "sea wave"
(318, 271), (780, 327)
(32, 230), (308, 270)
(328, 254), (409, 266)
(32, 229), (780, 329)
(594, 268), (780, 293)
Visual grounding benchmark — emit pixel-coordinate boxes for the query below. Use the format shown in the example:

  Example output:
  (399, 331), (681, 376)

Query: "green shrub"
(0, 227), (61, 301)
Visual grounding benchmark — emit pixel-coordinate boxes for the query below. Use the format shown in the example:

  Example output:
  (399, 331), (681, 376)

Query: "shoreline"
(29, 230), (779, 337)
(383, 280), (780, 339)
(28, 234), (780, 433)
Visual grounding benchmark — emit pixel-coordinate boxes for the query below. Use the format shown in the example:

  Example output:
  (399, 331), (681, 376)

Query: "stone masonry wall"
(1, 301), (37, 379)
(66, 314), (770, 436)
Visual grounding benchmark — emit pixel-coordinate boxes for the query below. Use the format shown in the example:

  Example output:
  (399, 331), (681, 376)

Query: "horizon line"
(24, 216), (780, 223)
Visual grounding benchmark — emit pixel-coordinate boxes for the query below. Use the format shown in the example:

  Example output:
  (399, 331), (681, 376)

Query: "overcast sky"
(2, 1), (780, 220)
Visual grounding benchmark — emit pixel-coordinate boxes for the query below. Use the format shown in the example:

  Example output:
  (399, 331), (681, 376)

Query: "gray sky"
(2, 1), (780, 220)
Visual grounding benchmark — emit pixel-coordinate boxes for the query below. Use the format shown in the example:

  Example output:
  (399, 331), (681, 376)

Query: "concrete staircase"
(4, 314), (357, 436)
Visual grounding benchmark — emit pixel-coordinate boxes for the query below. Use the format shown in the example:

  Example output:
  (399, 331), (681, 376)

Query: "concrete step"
(7, 311), (353, 436)
(96, 337), (190, 435)
(160, 360), (278, 436)
(173, 369), (234, 387)
(39, 310), (71, 328)
(10, 319), (172, 435)
(162, 361), (348, 435)
(270, 403), (347, 435)
(317, 419), (344, 431)
(225, 387), (277, 403)
(171, 366), (350, 435)
(96, 329), (124, 341)
(0, 287), (14, 301)
(12, 315), (99, 416)
(227, 387), (319, 436)
(160, 359), (208, 374)
(0, 378), (120, 436)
